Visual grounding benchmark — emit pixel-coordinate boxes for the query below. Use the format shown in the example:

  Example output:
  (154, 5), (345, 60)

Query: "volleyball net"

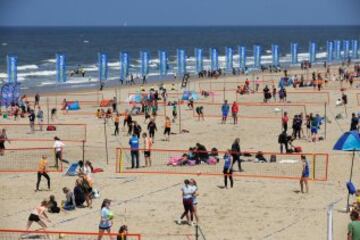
(192, 102), (307, 119)
(0, 145), (86, 173)
(0, 124), (87, 142)
(115, 148), (328, 181)
(0, 229), (141, 240)
(198, 80), (275, 92)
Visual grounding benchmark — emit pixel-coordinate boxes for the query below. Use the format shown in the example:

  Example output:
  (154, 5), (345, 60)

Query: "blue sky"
(0, 0), (360, 26)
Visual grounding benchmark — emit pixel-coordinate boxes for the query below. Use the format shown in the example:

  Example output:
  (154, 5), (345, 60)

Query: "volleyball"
(108, 211), (114, 220)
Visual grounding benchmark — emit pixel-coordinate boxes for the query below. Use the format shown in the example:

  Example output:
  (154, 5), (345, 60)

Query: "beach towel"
(64, 162), (79, 176)
(167, 156), (183, 166)
(92, 168), (104, 173)
(207, 157), (217, 165)
(100, 99), (111, 107)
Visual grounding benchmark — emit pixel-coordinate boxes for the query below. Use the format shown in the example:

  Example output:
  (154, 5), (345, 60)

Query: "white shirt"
(182, 185), (195, 199)
(53, 140), (65, 152)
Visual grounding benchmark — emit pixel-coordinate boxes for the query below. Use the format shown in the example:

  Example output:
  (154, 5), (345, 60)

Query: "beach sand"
(0, 65), (359, 239)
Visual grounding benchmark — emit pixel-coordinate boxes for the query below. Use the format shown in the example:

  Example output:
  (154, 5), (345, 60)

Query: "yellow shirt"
(38, 159), (47, 173)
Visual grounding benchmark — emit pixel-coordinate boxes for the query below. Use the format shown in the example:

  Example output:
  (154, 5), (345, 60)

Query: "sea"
(0, 26), (359, 91)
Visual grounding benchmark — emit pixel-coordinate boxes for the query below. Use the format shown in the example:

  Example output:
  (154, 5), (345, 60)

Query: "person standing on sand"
(142, 133), (152, 167)
(164, 116), (171, 141)
(36, 107), (44, 131)
(0, 129), (10, 156)
(348, 211), (360, 240)
(223, 150), (234, 189)
(282, 112), (289, 132)
(231, 101), (239, 125)
(350, 113), (359, 131)
(98, 199), (113, 240)
(177, 179), (195, 226)
(221, 100), (230, 124)
(231, 138), (242, 172)
(113, 113), (120, 136)
(34, 93), (40, 107)
(129, 134), (140, 169)
(35, 155), (50, 192)
(300, 155), (309, 193)
(28, 109), (35, 133)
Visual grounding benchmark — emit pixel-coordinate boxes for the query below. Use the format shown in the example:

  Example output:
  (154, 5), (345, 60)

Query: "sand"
(0, 65), (359, 239)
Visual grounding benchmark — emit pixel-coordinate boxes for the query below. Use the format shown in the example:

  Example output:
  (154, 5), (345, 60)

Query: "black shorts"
(28, 214), (40, 222)
(223, 168), (233, 175)
(0, 142), (5, 150)
(164, 127), (171, 135)
(144, 151), (151, 157)
(183, 198), (193, 212)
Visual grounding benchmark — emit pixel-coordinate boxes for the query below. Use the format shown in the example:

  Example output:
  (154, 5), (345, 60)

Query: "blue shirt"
(223, 154), (232, 169)
(302, 159), (310, 177)
(129, 136), (139, 150)
(221, 104), (230, 115)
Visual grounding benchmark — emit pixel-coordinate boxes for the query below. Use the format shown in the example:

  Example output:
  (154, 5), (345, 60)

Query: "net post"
(103, 118), (109, 165)
(324, 102), (327, 140)
(195, 225), (199, 240)
(119, 148), (123, 173)
(312, 154), (316, 180)
(82, 140), (85, 163)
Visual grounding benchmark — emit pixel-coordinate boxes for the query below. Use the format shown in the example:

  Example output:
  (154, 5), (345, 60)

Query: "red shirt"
(231, 103), (239, 113)
(282, 116), (289, 124)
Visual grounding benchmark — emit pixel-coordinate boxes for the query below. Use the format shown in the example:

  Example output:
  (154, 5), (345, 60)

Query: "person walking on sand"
(24, 200), (51, 232)
(231, 101), (239, 125)
(223, 150), (234, 189)
(98, 199), (113, 240)
(164, 116), (171, 141)
(147, 118), (158, 142)
(221, 100), (230, 124)
(129, 134), (140, 168)
(53, 136), (65, 168)
(190, 179), (199, 224)
(177, 179), (195, 226)
(143, 133), (152, 167)
(300, 155), (309, 193)
(35, 155), (50, 192)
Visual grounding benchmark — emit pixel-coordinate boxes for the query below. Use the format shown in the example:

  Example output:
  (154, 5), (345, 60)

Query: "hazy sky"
(0, 0), (360, 26)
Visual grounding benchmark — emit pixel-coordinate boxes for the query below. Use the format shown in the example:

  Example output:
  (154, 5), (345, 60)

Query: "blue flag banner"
(140, 51), (150, 76)
(210, 48), (218, 71)
(352, 40), (358, 59)
(253, 45), (261, 68)
(309, 42), (316, 63)
(225, 47), (233, 72)
(272, 44), (279, 66)
(195, 48), (203, 73)
(6, 55), (17, 83)
(120, 52), (130, 80)
(334, 40), (341, 60)
(177, 49), (186, 76)
(326, 41), (334, 62)
(56, 53), (66, 83)
(159, 50), (168, 76)
(343, 40), (350, 59)
(290, 43), (298, 64)
(239, 46), (246, 69)
(1, 82), (21, 107)
(98, 53), (108, 81)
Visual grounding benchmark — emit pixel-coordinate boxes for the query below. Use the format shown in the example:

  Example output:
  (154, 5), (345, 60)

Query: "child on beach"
(223, 150), (234, 189)
(47, 195), (60, 213)
(98, 199), (113, 240)
(300, 155), (310, 193)
(143, 133), (152, 167)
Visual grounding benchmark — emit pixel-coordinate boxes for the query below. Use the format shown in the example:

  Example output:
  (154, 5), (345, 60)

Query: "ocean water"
(0, 26), (359, 90)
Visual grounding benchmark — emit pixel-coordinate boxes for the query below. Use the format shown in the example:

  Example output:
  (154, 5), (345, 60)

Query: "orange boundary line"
(115, 148), (328, 181)
(0, 229), (141, 239)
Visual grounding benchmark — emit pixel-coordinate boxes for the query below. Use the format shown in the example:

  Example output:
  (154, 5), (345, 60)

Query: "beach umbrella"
(333, 130), (360, 211)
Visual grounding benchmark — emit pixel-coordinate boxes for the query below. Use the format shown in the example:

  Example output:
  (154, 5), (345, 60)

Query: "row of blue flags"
(5, 40), (359, 83)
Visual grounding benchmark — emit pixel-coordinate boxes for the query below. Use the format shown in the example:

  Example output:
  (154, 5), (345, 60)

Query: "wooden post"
(324, 102), (327, 140)
(103, 118), (109, 165)
(178, 99), (182, 134)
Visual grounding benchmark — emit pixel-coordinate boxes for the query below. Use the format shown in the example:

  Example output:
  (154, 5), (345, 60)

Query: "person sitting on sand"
(117, 225), (128, 240)
(47, 195), (60, 213)
(62, 187), (76, 210)
(194, 143), (209, 164)
(74, 178), (86, 207)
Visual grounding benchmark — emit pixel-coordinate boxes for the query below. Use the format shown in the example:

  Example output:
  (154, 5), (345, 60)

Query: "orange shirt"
(38, 159), (47, 173)
(165, 119), (171, 128)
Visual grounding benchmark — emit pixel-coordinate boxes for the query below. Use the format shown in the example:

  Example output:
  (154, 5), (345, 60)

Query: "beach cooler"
(100, 99), (111, 107)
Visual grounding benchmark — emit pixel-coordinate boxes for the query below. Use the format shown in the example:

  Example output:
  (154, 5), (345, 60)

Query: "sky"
(0, 0), (360, 26)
